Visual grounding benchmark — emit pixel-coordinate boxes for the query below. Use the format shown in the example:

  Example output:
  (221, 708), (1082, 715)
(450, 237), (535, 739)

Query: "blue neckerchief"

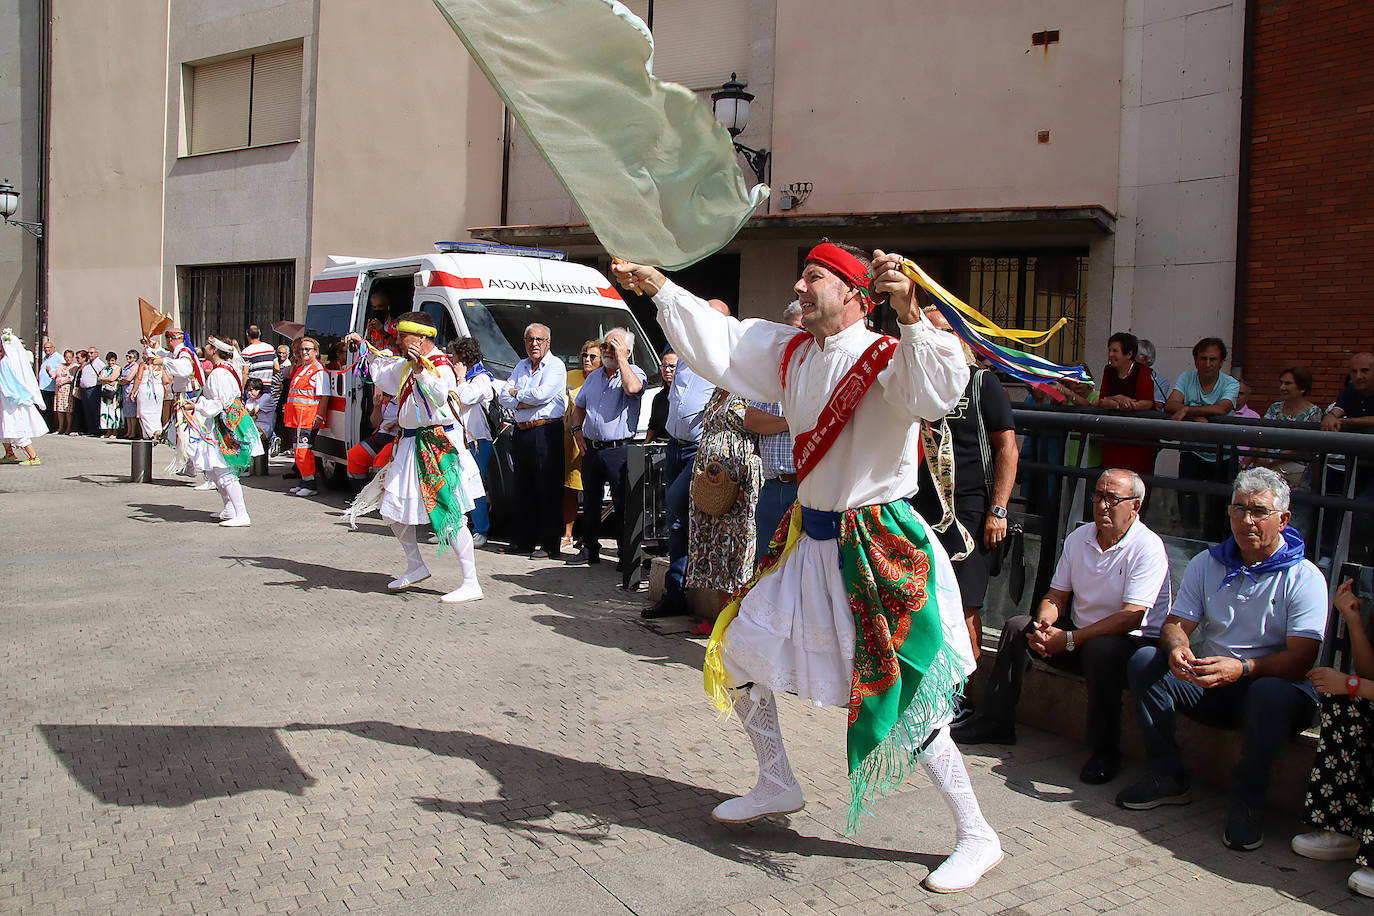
(465, 361), (494, 382)
(1209, 525), (1306, 589)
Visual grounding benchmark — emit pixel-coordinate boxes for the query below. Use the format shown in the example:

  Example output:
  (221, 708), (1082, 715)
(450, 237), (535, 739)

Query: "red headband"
(805, 243), (873, 306)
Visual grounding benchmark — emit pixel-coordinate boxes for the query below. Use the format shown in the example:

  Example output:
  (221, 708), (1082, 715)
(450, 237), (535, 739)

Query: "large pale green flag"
(433, 0), (768, 270)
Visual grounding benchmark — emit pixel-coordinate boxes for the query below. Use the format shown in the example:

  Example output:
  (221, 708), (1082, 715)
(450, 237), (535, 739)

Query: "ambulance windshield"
(456, 299), (659, 376)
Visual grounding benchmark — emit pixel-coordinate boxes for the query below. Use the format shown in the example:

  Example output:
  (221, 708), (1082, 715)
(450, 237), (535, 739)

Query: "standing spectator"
(53, 349), (76, 436)
(273, 343), (293, 457)
(37, 338), (62, 426)
(915, 307), (1017, 721)
(1094, 332), (1158, 484)
(119, 350), (140, 439)
(1116, 468), (1325, 851)
(641, 301), (724, 619)
(954, 469), (1171, 785)
(645, 348), (677, 443)
(744, 301), (804, 559)
(1137, 338), (1170, 408)
(77, 348), (106, 436)
(97, 351), (122, 438)
(450, 337), (497, 547)
(1165, 337), (1240, 539)
(1291, 580), (1374, 898)
(498, 323), (567, 559)
(562, 340), (601, 550)
(567, 328), (646, 567)
(283, 337), (329, 497)
(684, 387), (762, 636)
(241, 325), (276, 384)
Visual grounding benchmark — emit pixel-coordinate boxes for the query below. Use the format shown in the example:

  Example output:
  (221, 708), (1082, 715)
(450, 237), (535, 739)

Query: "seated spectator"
(1320, 352), (1374, 562)
(1291, 580), (1374, 898)
(1094, 332), (1158, 487)
(1137, 338), (1170, 408)
(1253, 365), (1321, 486)
(953, 469), (1170, 785)
(1322, 351), (1374, 434)
(1116, 467), (1325, 852)
(1232, 381), (1260, 420)
(244, 378), (277, 444)
(644, 347), (676, 443)
(1166, 337), (1241, 540)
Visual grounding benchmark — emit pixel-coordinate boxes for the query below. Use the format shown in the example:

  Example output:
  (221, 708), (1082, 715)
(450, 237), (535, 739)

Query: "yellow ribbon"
(895, 257), (1071, 348)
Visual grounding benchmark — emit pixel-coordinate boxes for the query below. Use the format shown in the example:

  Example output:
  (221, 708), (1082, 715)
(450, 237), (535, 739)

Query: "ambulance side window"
(419, 301), (458, 348)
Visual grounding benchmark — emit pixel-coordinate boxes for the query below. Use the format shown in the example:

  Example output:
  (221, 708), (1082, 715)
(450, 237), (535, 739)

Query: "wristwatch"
(1349, 676), (1362, 700)
(989, 505), (1008, 519)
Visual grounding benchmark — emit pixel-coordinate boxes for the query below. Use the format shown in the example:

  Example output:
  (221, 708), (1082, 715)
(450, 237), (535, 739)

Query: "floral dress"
(685, 391), (762, 594)
(1261, 401), (1323, 490)
(98, 364), (122, 429)
(1303, 695), (1374, 866)
(54, 363), (75, 412)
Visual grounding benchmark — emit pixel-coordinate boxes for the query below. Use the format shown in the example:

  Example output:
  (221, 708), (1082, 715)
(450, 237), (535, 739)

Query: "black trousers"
(79, 386), (101, 435)
(512, 422), (566, 554)
(580, 443), (629, 562)
(1177, 451), (1231, 541)
(979, 614), (1149, 756)
(41, 390), (56, 427)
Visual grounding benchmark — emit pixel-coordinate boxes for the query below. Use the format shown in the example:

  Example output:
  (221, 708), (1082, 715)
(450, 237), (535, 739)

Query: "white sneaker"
(710, 780), (805, 824)
(1351, 866), (1374, 898)
(1292, 829), (1361, 861)
(193, 479), (217, 490)
(288, 486), (301, 495)
(212, 508), (232, 520)
(219, 516), (251, 528)
(923, 836), (1004, 893)
(294, 488), (318, 497)
(387, 567), (431, 590)
(472, 533), (488, 548)
(441, 581), (484, 603)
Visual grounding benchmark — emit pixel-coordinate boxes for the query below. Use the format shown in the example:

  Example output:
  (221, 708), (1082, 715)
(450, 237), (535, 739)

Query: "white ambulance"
(302, 242), (662, 523)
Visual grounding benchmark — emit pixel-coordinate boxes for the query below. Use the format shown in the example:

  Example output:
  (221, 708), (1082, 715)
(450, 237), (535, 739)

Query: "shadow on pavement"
(126, 502), (224, 524)
(221, 554), (423, 594)
(288, 720), (943, 879)
(66, 474), (187, 488)
(37, 724), (316, 806)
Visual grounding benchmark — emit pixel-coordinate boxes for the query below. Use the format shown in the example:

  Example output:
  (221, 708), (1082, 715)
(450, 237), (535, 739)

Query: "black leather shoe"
(564, 549), (599, 566)
(950, 716), (1017, 746)
(1079, 751), (1121, 785)
(641, 596), (686, 619)
(502, 543), (533, 555)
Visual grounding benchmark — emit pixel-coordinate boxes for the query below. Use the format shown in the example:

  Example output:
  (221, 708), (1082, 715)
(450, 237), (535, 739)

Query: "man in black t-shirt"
(1321, 351), (1374, 562)
(913, 308), (1018, 725)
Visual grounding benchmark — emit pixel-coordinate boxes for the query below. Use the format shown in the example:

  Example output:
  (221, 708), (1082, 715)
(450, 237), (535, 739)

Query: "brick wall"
(1240, 0), (1374, 405)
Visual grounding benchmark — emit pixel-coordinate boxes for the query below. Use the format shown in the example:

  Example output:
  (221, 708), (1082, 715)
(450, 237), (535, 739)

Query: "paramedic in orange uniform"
(284, 337), (330, 497)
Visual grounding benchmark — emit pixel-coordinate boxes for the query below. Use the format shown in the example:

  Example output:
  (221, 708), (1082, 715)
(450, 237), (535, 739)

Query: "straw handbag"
(690, 459), (739, 518)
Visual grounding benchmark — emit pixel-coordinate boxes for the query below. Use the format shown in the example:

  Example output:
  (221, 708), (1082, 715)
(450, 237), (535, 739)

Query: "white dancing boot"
(711, 687), (805, 823)
(388, 522), (431, 589)
(441, 526), (484, 603)
(218, 473), (251, 527)
(211, 472), (235, 521)
(920, 727), (1003, 893)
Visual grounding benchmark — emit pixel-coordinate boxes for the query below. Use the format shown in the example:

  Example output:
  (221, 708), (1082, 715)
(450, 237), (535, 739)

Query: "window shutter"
(653, 0), (749, 90)
(190, 57), (251, 154)
(249, 45), (304, 146)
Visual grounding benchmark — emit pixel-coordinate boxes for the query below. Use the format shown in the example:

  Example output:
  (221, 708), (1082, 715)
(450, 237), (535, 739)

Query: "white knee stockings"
(711, 686), (804, 823)
(212, 467), (249, 526)
(387, 521), (483, 602)
(920, 727), (1002, 892)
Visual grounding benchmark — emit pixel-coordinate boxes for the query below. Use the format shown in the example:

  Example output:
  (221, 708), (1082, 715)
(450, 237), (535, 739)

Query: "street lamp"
(712, 73), (770, 186)
(0, 180), (43, 238)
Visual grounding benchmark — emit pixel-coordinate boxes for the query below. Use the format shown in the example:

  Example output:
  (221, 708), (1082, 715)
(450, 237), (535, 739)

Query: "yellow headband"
(396, 319), (437, 337)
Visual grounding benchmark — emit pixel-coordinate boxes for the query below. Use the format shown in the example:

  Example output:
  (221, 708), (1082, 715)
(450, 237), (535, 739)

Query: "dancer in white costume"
(147, 327), (209, 486)
(613, 243), (1003, 893)
(0, 329), (48, 465)
(343, 313), (485, 604)
(182, 338), (263, 527)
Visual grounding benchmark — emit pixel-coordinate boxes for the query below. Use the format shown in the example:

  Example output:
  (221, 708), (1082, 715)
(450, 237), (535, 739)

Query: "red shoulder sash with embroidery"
(398, 352), (453, 410)
(790, 335), (899, 484)
(210, 363), (243, 396)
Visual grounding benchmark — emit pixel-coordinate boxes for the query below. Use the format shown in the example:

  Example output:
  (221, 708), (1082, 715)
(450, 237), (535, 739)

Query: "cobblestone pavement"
(2, 437), (1367, 915)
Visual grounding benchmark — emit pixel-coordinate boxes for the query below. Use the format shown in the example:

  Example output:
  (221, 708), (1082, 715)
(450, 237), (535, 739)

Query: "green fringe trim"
(423, 431), (469, 557)
(845, 641), (967, 833)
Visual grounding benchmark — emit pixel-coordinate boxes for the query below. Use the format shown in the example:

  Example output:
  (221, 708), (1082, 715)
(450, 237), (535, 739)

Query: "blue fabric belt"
(800, 506), (843, 542)
(401, 424), (454, 439)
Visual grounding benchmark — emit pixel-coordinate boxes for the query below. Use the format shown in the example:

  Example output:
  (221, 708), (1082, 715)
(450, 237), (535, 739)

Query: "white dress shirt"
(498, 356), (567, 423)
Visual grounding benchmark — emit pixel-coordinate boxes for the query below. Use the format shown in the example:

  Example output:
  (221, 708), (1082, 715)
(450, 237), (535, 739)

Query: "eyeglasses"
(1228, 504), (1281, 521)
(524, 336), (549, 344)
(1092, 491), (1138, 507)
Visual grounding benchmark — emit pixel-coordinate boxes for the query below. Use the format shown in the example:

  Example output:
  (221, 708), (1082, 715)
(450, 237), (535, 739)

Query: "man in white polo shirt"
(953, 468), (1171, 786)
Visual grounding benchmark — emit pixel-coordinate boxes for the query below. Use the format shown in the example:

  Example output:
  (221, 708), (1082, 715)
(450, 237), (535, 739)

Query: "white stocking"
(222, 472), (248, 519)
(453, 525), (478, 585)
(920, 727), (1001, 891)
(735, 686), (799, 799)
(390, 521), (424, 572)
(211, 471), (231, 514)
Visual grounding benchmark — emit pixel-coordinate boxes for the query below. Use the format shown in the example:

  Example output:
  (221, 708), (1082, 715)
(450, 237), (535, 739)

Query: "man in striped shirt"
(241, 325), (277, 385)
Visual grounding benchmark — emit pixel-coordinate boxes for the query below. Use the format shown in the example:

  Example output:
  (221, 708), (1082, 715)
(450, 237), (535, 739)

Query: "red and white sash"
(782, 333), (900, 484)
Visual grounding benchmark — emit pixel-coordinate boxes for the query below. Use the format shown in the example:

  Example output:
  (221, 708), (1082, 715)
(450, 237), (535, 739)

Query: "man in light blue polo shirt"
(642, 301), (724, 619)
(1117, 468), (1327, 852)
(37, 338), (63, 426)
(567, 327), (645, 568)
(1165, 336), (1241, 539)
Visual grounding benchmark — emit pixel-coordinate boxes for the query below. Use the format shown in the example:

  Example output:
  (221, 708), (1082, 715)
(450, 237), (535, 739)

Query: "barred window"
(186, 43), (303, 155)
(180, 262), (296, 346)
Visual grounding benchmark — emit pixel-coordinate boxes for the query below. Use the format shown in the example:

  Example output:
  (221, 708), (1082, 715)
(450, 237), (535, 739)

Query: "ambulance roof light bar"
(434, 241), (566, 260)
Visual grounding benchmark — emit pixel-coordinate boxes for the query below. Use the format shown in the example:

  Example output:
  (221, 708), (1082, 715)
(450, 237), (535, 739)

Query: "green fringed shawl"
(414, 426), (468, 554)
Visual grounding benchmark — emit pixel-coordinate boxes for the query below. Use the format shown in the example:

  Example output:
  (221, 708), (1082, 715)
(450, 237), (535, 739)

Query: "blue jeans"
(1127, 645), (1318, 808)
(468, 438), (494, 536)
(754, 476), (798, 561)
(664, 440), (697, 599)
